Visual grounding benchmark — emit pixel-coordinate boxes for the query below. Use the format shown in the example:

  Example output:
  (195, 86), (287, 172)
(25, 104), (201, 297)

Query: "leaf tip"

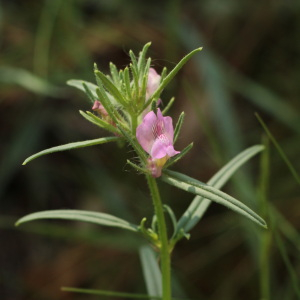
(22, 158), (30, 165)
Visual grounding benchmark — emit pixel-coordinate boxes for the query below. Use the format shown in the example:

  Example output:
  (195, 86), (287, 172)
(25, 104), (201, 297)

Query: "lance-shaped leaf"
(175, 145), (264, 233)
(95, 70), (128, 107)
(79, 110), (119, 134)
(16, 210), (139, 232)
(139, 245), (162, 299)
(161, 169), (267, 229)
(173, 112), (185, 143)
(143, 47), (203, 111)
(22, 136), (119, 165)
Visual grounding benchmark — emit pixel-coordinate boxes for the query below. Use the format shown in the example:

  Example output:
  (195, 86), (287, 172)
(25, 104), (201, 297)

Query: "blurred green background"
(1, 0), (300, 299)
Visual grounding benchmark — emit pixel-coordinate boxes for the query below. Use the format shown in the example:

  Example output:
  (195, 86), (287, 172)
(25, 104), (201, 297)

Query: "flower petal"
(151, 139), (170, 159)
(166, 145), (180, 157)
(136, 110), (157, 153)
(157, 109), (174, 143)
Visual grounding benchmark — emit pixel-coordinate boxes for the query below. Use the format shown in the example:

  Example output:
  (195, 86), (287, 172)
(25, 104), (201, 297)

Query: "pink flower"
(136, 108), (180, 177)
(146, 68), (161, 100)
(92, 100), (108, 116)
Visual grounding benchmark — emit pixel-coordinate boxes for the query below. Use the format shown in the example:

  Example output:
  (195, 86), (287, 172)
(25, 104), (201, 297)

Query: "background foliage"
(1, 0), (299, 299)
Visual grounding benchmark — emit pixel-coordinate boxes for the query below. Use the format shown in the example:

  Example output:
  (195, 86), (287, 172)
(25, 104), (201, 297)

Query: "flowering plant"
(17, 43), (267, 299)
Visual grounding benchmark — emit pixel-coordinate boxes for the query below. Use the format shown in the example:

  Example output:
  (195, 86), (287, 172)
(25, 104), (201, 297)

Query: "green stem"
(146, 175), (171, 300)
(131, 113), (138, 135)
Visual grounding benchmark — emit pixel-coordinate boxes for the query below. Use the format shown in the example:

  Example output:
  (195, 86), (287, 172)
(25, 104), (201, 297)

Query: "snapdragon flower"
(136, 108), (180, 177)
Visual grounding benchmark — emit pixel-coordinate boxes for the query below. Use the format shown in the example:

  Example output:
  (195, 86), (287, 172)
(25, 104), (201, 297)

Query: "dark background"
(1, 0), (300, 299)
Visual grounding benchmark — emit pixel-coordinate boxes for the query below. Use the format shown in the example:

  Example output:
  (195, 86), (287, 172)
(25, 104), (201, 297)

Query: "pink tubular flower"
(146, 68), (161, 100)
(136, 108), (180, 177)
(92, 100), (108, 117)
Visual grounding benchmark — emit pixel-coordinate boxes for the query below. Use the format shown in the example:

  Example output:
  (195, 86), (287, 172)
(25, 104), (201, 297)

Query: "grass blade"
(0, 66), (64, 97)
(256, 113), (300, 185)
(62, 287), (161, 299)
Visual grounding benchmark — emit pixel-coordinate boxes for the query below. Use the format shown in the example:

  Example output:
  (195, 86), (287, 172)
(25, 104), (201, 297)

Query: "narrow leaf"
(22, 136), (119, 165)
(162, 169), (267, 229)
(95, 70), (128, 106)
(162, 97), (175, 115)
(79, 110), (119, 134)
(16, 209), (139, 232)
(143, 47), (203, 111)
(140, 57), (152, 101)
(174, 112), (185, 143)
(82, 82), (97, 104)
(123, 67), (133, 102)
(176, 145), (264, 233)
(109, 62), (121, 87)
(95, 82), (120, 124)
(129, 50), (138, 72)
(137, 42), (152, 73)
(139, 245), (162, 299)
